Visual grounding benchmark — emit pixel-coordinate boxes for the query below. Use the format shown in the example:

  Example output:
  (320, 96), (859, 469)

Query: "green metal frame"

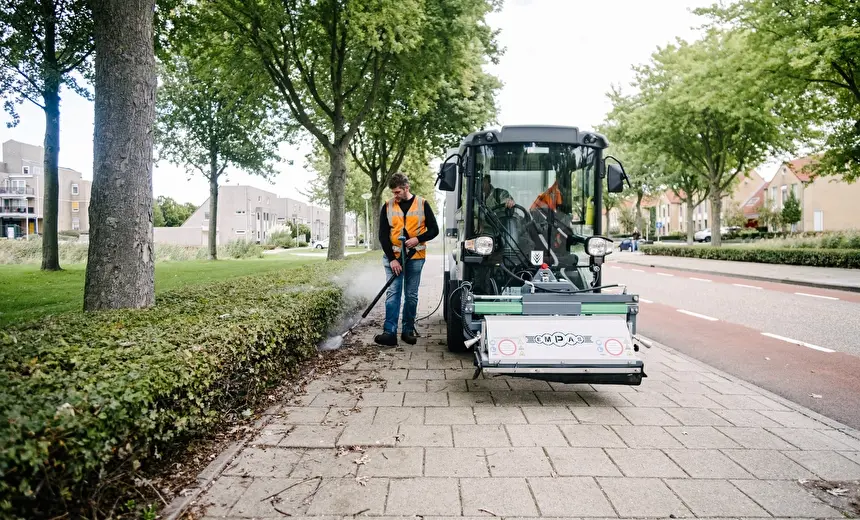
(473, 301), (632, 315)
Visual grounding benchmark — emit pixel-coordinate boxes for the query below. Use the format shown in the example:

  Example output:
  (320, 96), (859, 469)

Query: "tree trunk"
(41, 79), (61, 271)
(686, 200), (695, 245)
(371, 187), (385, 251)
(326, 142), (348, 261)
(208, 173), (218, 260)
(84, 0), (157, 311)
(710, 186), (723, 247)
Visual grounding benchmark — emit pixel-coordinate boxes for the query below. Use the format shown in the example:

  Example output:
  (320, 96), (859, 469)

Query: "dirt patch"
(798, 478), (860, 517)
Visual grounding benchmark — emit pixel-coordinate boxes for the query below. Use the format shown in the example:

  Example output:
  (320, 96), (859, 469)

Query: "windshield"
(469, 141), (596, 267)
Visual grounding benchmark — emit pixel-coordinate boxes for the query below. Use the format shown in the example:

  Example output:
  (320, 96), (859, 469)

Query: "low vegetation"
(0, 254), (372, 518)
(642, 243), (860, 268)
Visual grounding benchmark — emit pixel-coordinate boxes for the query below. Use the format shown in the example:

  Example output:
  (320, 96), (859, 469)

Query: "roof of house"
(784, 156), (819, 183)
(742, 182), (768, 218)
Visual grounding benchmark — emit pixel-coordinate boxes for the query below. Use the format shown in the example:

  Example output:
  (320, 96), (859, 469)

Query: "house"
(763, 156), (860, 232)
(0, 140), (92, 238)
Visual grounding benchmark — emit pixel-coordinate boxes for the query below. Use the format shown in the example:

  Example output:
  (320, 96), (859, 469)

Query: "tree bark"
(41, 77), (61, 271)
(84, 0), (157, 311)
(371, 183), (386, 251)
(326, 142), (348, 260)
(208, 173), (218, 260)
(686, 200), (695, 245)
(709, 185), (723, 247)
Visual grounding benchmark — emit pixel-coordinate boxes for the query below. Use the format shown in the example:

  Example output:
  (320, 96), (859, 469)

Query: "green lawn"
(0, 256), (316, 327)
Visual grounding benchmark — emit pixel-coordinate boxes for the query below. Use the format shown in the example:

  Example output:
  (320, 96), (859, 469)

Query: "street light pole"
(361, 192), (371, 250)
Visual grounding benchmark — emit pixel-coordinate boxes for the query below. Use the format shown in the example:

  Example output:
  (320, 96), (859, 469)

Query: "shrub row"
(641, 244), (860, 268)
(0, 239), (264, 264)
(0, 257), (367, 518)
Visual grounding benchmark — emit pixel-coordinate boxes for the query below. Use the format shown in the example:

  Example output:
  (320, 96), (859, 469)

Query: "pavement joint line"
(636, 333), (856, 432)
(677, 309), (719, 321)
(795, 291), (840, 301)
(761, 332), (836, 353)
(689, 277), (712, 282)
(733, 283), (763, 289)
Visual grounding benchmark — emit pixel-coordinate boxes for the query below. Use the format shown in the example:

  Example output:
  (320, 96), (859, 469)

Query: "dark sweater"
(378, 195), (439, 261)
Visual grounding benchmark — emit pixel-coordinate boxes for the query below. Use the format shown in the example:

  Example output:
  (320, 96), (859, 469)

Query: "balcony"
(0, 207), (37, 217)
(0, 186), (35, 196)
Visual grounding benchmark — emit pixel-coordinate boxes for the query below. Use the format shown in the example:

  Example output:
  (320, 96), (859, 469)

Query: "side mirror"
(607, 164), (625, 193)
(437, 162), (457, 192)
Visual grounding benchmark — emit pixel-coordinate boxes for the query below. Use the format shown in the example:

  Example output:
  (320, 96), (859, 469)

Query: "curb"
(615, 257), (860, 293)
(635, 333), (860, 440)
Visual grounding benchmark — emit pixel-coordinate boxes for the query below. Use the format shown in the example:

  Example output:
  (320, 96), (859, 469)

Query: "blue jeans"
(382, 255), (425, 335)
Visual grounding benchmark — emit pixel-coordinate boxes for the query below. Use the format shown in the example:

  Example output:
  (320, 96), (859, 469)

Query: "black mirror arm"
(605, 155), (632, 189)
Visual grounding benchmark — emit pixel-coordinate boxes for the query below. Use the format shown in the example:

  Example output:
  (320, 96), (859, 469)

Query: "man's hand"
(404, 237), (419, 248)
(390, 259), (402, 275)
(505, 198), (515, 208)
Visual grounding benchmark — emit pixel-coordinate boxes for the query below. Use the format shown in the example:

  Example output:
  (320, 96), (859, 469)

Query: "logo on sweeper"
(526, 332), (592, 347)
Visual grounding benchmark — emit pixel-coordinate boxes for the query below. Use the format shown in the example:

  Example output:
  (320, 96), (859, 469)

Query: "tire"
(446, 280), (467, 353)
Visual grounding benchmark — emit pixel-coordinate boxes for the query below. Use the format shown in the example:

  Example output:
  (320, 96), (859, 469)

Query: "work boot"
(374, 332), (397, 347)
(401, 330), (419, 345)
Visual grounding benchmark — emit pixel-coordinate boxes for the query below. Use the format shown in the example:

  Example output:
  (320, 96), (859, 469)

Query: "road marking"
(656, 272), (674, 277)
(690, 277), (712, 282)
(639, 298), (653, 303)
(761, 332), (835, 353)
(632, 269), (645, 273)
(795, 292), (839, 301)
(609, 266), (621, 269)
(677, 309), (719, 321)
(733, 283), (762, 290)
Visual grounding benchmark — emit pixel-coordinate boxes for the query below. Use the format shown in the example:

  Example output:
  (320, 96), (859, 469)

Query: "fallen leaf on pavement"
(827, 487), (849, 496)
(478, 508), (498, 516)
(810, 393), (822, 399)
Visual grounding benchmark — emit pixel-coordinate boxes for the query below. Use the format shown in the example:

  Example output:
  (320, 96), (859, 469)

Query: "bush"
(641, 244), (860, 268)
(217, 239), (264, 259)
(267, 230), (295, 249)
(0, 258), (369, 518)
(0, 240), (264, 265)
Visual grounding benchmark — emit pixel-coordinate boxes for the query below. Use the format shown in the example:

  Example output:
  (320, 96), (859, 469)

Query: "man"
(478, 175), (515, 233)
(375, 172), (439, 346)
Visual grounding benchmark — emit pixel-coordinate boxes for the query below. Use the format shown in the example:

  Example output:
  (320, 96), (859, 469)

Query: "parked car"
(313, 238), (329, 249)
(694, 226), (740, 242)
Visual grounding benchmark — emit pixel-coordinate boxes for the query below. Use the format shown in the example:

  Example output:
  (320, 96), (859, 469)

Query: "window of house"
(235, 209), (245, 214)
(71, 184), (79, 195)
(22, 166), (30, 175)
(781, 185), (787, 204)
(236, 230), (246, 235)
(204, 212), (210, 220)
(71, 201), (80, 212)
(258, 196), (262, 202)
(72, 218), (80, 230)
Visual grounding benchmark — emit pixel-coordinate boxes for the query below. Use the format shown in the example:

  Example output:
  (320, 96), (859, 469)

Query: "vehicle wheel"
(704, 236), (711, 242)
(442, 271), (450, 323)
(446, 280), (467, 353)
(315, 244), (322, 249)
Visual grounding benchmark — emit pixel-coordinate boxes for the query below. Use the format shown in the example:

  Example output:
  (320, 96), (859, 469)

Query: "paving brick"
(460, 477), (538, 516)
(713, 409), (783, 428)
(504, 424), (568, 447)
(447, 391), (495, 407)
(427, 379), (468, 392)
(230, 477), (321, 517)
(598, 477), (693, 517)
(430, 359), (465, 370)
(571, 407), (630, 425)
(305, 477), (389, 515)
(249, 425), (288, 446)
(769, 428), (857, 450)
(611, 426), (683, 449)
(373, 406), (425, 426)
(620, 392), (680, 408)
(224, 447), (303, 478)
(473, 406), (527, 424)
(617, 407), (681, 426)
(665, 381), (720, 394)
(665, 408), (732, 427)
(384, 379), (426, 392)
(821, 430), (860, 451)
(579, 391), (632, 407)
(545, 447), (621, 476)
(748, 394), (792, 411)
(279, 407), (329, 424)
(722, 449), (816, 479)
(506, 378), (553, 391)
(759, 410), (827, 428)
(666, 370), (714, 382)
(404, 391), (449, 407)
(426, 406), (476, 425)
(393, 358), (428, 369)
(385, 478), (462, 516)
(520, 406), (579, 424)
(703, 381), (760, 395)
(559, 424), (627, 448)
(490, 390), (541, 406)
(664, 392), (724, 408)
(323, 406), (376, 426)
(359, 392), (405, 407)
(605, 448), (686, 477)
(196, 476), (252, 516)
(277, 425), (344, 448)
(528, 477), (616, 516)
(336, 424), (399, 447)
(486, 447), (554, 476)
(308, 393), (360, 408)
(730, 479), (843, 517)
(663, 449), (753, 479)
(534, 391), (587, 406)
(290, 448), (361, 478)
(664, 426), (742, 449)
(549, 382), (594, 392)
(664, 479), (770, 517)
(355, 447), (423, 477)
(452, 424), (511, 447)
(425, 447), (490, 477)
(783, 450), (860, 480)
(467, 378), (511, 391)
(408, 369), (446, 380)
(396, 425), (453, 447)
(716, 427), (797, 450)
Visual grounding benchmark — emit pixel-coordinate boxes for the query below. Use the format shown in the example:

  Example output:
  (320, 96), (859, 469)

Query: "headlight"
(586, 236), (613, 257)
(465, 236), (494, 255)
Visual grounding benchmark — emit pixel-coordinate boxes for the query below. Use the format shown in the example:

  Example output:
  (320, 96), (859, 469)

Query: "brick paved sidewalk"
(175, 255), (860, 519)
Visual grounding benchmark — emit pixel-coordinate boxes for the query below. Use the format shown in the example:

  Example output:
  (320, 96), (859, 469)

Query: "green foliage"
(641, 244), (860, 268)
(724, 201), (747, 228)
(0, 257), (364, 517)
(267, 230), (296, 249)
(153, 195), (197, 227)
(696, 0), (860, 182)
(780, 191), (802, 230)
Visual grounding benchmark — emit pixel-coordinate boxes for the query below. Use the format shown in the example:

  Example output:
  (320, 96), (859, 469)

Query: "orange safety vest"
(531, 181), (563, 211)
(386, 195), (428, 260)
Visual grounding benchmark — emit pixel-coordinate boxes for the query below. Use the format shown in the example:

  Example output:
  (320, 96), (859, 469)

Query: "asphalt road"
(605, 261), (860, 430)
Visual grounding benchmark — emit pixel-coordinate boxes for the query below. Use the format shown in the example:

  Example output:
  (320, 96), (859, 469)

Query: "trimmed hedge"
(0, 258), (366, 518)
(641, 244), (860, 268)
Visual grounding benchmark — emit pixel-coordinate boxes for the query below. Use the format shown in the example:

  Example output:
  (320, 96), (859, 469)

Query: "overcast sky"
(0, 0), (782, 208)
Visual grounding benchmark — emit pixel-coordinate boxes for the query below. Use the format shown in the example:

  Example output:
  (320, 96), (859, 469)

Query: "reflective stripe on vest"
(386, 195), (428, 259)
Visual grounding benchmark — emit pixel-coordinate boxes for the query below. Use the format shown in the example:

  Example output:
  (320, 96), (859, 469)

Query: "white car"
(313, 238), (329, 249)
(694, 226), (738, 242)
